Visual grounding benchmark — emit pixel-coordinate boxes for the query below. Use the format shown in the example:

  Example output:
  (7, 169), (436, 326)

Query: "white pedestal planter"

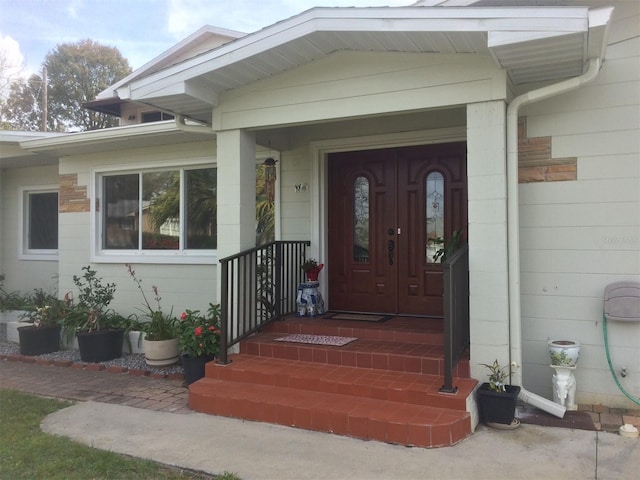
(548, 339), (580, 366)
(548, 339), (580, 411)
(550, 364), (578, 411)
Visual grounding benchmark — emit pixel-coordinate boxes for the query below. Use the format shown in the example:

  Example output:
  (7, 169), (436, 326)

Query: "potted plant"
(62, 266), (123, 363)
(301, 258), (324, 282)
(126, 264), (179, 366)
(475, 359), (521, 428)
(431, 229), (463, 263)
(178, 304), (221, 385)
(17, 293), (71, 356)
(1, 275), (42, 339)
(548, 339), (580, 366)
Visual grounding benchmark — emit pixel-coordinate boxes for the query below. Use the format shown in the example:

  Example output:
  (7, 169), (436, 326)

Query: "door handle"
(387, 239), (394, 265)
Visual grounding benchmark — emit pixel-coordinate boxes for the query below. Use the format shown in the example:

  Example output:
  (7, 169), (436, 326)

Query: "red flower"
(194, 326), (202, 336)
(209, 326), (215, 331)
(181, 312), (187, 320)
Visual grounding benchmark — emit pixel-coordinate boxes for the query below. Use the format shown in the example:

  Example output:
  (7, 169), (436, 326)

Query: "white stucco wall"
(0, 164), (59, 294)
(57, 141), (219, 318)
(519, 2), (640, 408)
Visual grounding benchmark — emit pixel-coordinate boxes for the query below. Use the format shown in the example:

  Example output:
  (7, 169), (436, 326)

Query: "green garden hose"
(603, 314), (640, 407)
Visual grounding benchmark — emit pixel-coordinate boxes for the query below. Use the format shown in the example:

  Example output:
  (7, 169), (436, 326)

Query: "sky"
(0, 0), (415, 81)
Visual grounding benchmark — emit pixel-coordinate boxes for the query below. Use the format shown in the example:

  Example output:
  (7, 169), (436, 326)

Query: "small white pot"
(143, 338), (179, 366)
(548, 339), (580, 366)
(123, 331), (146, 354)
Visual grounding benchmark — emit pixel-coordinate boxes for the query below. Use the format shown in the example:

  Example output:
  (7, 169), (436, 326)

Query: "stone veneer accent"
(59, 173), (90, 213)
(518, 117), (577, 183)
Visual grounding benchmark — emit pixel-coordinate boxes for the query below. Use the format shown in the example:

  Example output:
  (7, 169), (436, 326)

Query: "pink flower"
(208, 326), (215, 331)
(199, 343), (203, 348)
(181, 312), (187, 320)
(194, 326), (202, 336)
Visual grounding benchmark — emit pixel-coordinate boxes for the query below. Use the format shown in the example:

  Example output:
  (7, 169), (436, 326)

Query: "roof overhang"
(0, 132), (63, 168)
(120, 5), (613, 124)
(18, 122), (215, 157)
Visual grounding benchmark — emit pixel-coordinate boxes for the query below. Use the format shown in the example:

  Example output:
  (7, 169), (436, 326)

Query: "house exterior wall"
(0, 164), (59, 294)
(518, 2), (640, 408)
(214, 51), (505, 130)
(56, 140), (218, 318)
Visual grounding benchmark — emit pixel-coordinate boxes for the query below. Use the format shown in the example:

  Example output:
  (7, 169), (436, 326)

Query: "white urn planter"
(143, 338), (179, 366)
(548, 339), (580, 366)
(123, 331), (146, 354)
(7, 321), (28, 343)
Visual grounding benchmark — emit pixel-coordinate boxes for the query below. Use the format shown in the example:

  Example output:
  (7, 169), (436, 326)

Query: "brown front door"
(327, 143), (467, 316)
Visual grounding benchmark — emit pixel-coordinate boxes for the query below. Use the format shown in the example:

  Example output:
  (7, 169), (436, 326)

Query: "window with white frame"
(21, 188), (58, 258)
(98, 166), (216, 255)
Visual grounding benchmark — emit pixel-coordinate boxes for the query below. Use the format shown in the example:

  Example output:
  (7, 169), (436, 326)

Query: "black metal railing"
(217, 240), (310, 364)
(440, 244), (470, 394)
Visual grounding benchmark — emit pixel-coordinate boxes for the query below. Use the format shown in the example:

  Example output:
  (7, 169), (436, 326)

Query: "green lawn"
(0, 389), (239, 480)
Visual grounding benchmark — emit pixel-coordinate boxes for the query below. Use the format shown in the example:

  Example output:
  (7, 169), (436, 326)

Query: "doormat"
(274, 334), (357, 347)
(323, 312), (392, 322)
(516, 405), (597, 431)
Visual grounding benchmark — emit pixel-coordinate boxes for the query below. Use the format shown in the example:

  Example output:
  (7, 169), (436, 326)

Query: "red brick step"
(206, 354), (475, 410)
(189, 376), (472, 448)
(240, 332), (470, 377)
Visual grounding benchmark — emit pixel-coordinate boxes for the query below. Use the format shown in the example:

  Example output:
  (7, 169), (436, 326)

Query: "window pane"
(28, 192), (58, 249)
(353, 176), (369, 263)
(186, 168), (217, 249)
(426, 172), (444, 263)
(104, 174), (139, 249)
(143, 171), (180, 250)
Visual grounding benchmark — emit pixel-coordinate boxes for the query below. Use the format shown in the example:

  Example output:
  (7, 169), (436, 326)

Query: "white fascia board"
(488, 30), (583, 48)
(127, 6), (589, 103)
(588, 6), (614, 60)
(132, 77), (219, 106)
(20, 123), (184, 153)
(95, 25), (247, 101)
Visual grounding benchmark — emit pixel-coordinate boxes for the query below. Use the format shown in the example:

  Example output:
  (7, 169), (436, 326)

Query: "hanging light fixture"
(263, 157), (277, 203)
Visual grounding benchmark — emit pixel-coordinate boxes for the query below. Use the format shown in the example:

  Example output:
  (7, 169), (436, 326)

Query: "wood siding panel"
(215, 51), (506, 130)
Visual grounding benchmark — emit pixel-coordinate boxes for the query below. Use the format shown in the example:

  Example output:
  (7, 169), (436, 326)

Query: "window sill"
(91, 251), (218, 265)
(19, 253), (59, 262)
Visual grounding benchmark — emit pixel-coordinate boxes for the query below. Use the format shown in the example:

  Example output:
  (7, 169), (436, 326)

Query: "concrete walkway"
(2, 359), (639, 479)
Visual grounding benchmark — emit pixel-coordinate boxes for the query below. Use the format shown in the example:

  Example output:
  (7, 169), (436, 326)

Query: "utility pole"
(41, 66), (47, 132)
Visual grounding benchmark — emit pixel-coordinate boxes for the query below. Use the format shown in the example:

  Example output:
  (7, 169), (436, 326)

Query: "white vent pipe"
(506, 58), (601, 418)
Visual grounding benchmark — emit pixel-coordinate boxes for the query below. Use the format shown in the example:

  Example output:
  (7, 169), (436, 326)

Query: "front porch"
(189, 315), (476, 448)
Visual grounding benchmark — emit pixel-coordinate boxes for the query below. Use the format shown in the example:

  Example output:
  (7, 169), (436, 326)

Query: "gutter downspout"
(175, 114), (215, 134)
(507, 58), (602, 418)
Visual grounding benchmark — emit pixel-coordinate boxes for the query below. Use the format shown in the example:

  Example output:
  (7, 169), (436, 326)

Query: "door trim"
(310, 126), (466, 304)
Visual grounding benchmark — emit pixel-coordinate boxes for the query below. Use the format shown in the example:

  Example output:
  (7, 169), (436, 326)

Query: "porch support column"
(466, 101), (511, 381)
(216, 129), (256, 259)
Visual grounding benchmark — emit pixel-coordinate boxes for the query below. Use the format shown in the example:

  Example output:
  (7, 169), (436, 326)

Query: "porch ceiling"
(123, 5), (612, 125)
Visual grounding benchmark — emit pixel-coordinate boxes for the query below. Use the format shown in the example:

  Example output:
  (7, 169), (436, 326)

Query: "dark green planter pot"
(18, 324), (61, 356)
(181, 354), (215, 385)
(476, 383), (521, 425)
(76, 329), (124, 363)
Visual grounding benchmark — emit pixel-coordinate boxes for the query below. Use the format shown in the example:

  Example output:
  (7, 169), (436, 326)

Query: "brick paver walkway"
(2, 355), (639, 432)
(0, 358), (191, 414)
